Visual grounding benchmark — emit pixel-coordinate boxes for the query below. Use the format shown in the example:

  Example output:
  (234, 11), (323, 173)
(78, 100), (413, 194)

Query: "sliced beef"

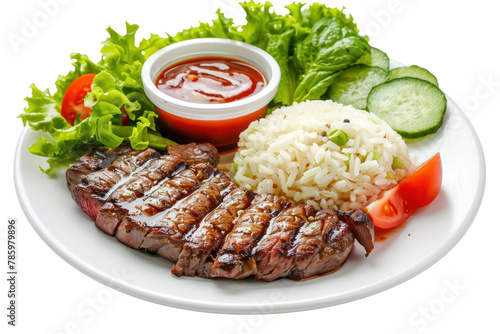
(167, 143), (219, 167)
(340, 209), (375, 256)
(113, 167), (205, 249)
(138, 168), (233, 261)
(129, 168), (201, 217)
(68, 143), (218, 223)
(287, 209), (354, 280)
(66, 146), (133, 192)
(107, 156), (186, 202)
(70, 148), (159, 220)
(211, 194), (291, 279)
(252, 205), (316, 281)
(95, 156), (187, 235)
(172, 185), (255, 277)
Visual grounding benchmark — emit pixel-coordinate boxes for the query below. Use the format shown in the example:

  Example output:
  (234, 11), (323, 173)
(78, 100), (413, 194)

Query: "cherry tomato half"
(61, 73), (96, 126)
(365, 153), (442, 229)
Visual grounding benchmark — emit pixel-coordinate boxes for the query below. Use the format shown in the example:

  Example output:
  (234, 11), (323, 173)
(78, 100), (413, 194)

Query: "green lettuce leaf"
(292, 18), (370, 102)
(234, 2), (300, 109)
(19, 24), (176, 174)
(170, 9), (239, 42)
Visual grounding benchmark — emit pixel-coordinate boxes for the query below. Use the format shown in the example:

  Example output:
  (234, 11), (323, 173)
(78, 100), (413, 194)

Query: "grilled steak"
(167, 142), (220, 167)
(95, 156), (188, 235)
(211, 194), (291, 279)
(66, 145), (131, 193)
(341, 209), (375, 256)
(252, 205), (316, 281)
(67, 144), (374, 281)
(288, 209), (355, 280)
(136, 164), (233, 259)
(69, 147), (159, 219)
(172, 185), (255, 277)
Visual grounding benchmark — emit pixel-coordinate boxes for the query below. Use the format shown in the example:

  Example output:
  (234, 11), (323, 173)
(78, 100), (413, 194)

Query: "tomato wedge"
(61, 73), (96, 126)
(364, 153), (442, 229)
(398, 153), (443, 209)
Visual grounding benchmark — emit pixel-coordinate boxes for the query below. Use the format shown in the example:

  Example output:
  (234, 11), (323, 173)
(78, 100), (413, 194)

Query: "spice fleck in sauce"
(156, 56), (267, 104)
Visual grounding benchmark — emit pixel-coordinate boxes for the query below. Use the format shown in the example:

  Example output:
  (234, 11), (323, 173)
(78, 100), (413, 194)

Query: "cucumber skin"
(370, 48), (390, 72)
(356, 47), (390, 72)
(388, 65), (439, 86)
(367, 77), (447, 139)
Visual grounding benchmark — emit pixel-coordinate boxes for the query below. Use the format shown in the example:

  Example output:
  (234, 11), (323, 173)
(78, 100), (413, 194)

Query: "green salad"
(19, 1), (445, 174)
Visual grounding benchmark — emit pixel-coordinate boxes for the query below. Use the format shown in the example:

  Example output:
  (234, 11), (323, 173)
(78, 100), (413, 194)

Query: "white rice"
(231, 100), (415, 211)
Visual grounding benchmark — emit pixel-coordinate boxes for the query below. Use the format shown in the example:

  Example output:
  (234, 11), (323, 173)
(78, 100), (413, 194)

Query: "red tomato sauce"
(155, 56), (267, 104)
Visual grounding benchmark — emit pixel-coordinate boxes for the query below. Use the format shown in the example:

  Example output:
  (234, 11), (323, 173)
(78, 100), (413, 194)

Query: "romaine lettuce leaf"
(294, 33), (370, 102)
(292, 17), (370, 102)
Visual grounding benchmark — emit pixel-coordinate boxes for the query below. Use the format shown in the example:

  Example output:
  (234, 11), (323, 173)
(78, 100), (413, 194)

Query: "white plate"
(14, 75), (485, 314)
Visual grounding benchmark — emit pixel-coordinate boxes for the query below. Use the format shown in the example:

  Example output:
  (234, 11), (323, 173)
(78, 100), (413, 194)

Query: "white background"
(1, 0), (498, 333)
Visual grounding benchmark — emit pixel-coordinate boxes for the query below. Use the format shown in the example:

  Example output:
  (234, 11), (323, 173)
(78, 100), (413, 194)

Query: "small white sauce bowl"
(142, 38), (281, 151)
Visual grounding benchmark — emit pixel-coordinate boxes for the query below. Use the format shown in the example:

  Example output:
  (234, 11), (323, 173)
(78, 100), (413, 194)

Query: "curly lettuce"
(19, 24), (174, 173)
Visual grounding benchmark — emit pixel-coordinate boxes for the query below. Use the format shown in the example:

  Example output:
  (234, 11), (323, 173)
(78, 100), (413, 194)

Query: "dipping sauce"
(156, 56), (267, 104)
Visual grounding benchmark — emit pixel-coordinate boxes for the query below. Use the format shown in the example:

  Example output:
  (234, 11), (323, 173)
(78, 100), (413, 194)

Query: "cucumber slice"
(366, 77), (447, 138)
(328, 64), (388, 110)
(388, 65), (439, 86)
(357, 47), (390, 72)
